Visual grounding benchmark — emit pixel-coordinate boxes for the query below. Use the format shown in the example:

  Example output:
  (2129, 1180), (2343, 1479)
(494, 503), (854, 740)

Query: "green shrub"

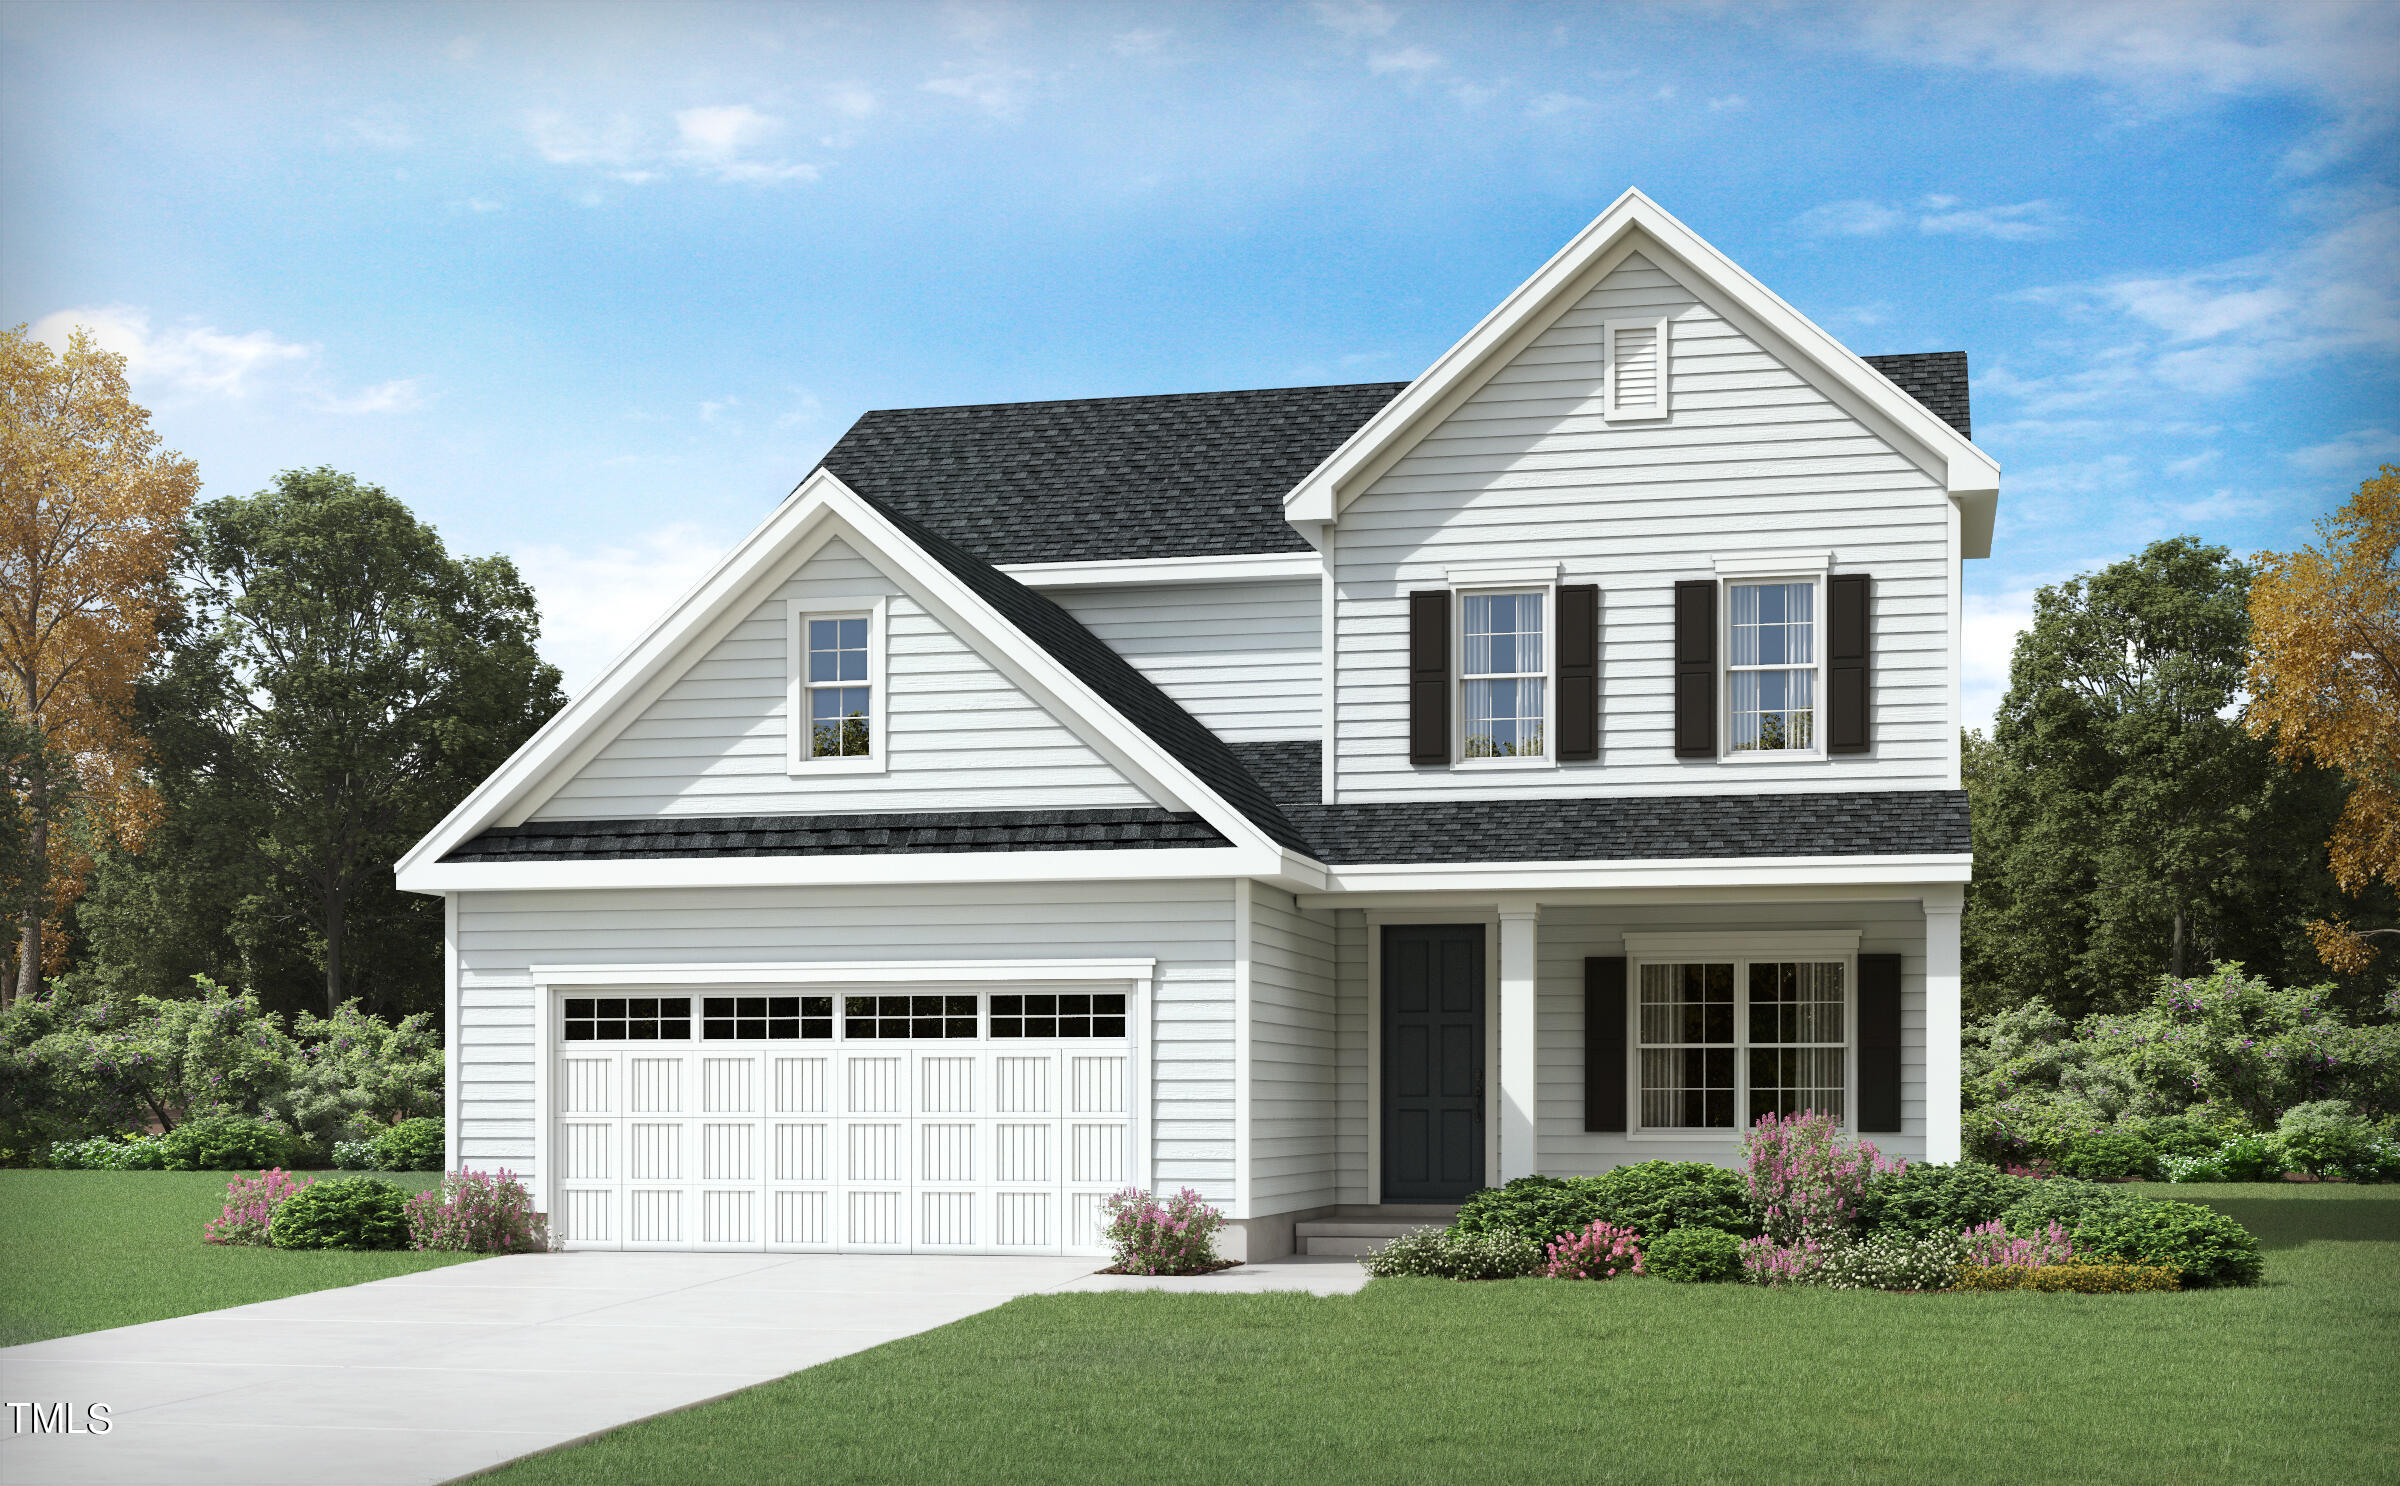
(2274, 1100), (2372, 1178)
(1640, 1227), (1743, 1283)
(1954, 1262), (2180, 1292)
(1454, 1162), (1756, 1246)
(1452, 1177), (1607, 1245)
(2072, 1198), (2262, 1288)
(155, 1115), (295, 1171)
(331, 1138), (378, 1171)
(1857, 1163), (2033, 1238)
(45, 1134), (166, 1170)
(2162, 1151), (2230, 1183)
(2055, 1128), (2162, 1182)
(371, 1117), (445, 1172)
(1816, 1231), (1967, 1291)
(2124, 1111), (2242, 1160)
(2215, 1132), (2286, 1181)
(1361, 1227), (1544, 1281)
(2341, 1137), (2400, 1183)
(268, 1177), (409, 1250)
(2001, 1178), (2137, 1238)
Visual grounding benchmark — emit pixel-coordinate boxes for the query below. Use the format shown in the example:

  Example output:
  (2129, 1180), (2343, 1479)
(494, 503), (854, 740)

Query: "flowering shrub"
(331, 1139), (379, 1171)
(1641, 1226), (1743, 1283)
(2162, 1151), (2231, 1182)
(204, 1168), (311, 1246)
(1954, 1262), (2179, 1293)
(2275, 1100), (2374, 1177)
(1816, 1232), (1966, 1291)
(1962, 1219), (2075, 1269)
(46, 1134), (166, 1170)
(1743, 1111), (1903, 1242)
(1361, 1227), (1543, 1280)
(405, 1169), (549, 1253)
(1543, 1221), (1643, 1280)
(1739, 1234), (1833, 1286)
(1099, 1186), (1225, 1275)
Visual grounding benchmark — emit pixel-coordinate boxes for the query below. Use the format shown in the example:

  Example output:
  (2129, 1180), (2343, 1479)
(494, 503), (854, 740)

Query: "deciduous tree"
(2248, 467), (2400, 974)
(0, 326), (198, 1004)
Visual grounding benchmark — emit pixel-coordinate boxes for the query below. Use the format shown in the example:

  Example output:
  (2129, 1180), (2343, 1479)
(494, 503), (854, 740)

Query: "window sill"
(787, 757), (886, 777)
(1716, 749), (1831, 765)
(1452, 756), (1557, 772)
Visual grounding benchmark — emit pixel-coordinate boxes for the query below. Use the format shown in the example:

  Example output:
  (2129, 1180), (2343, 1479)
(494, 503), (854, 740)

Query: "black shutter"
(1408, 590), (1450, 766)
(1827, 573), (1871, 754)
(1556, 584), (1599, 762)
(1585, 956), (1626, 1132)
(1673, 579), (1716, 758)
(1857, 952), (1902, 1133)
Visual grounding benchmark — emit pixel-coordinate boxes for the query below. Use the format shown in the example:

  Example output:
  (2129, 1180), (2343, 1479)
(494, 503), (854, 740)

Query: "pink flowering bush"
(1743, 1111), (1905, 1242)
(1099, 1186), (1225, 1274)
(404, 1169), (550, 1253)
(203, 1168), (311, 1246)
(1739, 1233), (1834, 1286)
(1544, 1221), (1645, 1280)
(1962, 1219), (2075, 1269)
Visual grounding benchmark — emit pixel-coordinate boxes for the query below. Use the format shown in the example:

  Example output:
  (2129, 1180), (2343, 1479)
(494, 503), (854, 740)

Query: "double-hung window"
(1460, 590), (1547, 760)
(1727, 579), (1816, 753)
(788, 598), (885, 772)
(1633, 945), (1850, 1130)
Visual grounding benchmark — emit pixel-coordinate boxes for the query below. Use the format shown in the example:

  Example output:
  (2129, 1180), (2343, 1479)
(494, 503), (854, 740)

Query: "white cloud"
(675, 104), (775, 158)
(825, 83), (878, 120)
(1835, 0), (2400, 170)
(512, 524), (733, 696)
(1312, 0), (1397, 40)
(341, 113), (414, 150)
(31, 304), (309, 399)
(1963, 587), (2038, 734)
(923, 66), (1039, 121)
(1526, 92), (1587, 118)
(1795, 196), (2064, 240)
(314, 378), (425, 415)
(1707, 94), (1747, 112)
(526, 105), (819, 186)
(1369, 46), (1442, 76)
(1794, 200), (1907, 237)
(1111, 28), (1170, 57)
(2289, 428), (2398, 476)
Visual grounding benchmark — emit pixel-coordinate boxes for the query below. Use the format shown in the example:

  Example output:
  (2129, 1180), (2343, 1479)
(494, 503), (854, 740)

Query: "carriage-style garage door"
(544, 987), (1137, 1255)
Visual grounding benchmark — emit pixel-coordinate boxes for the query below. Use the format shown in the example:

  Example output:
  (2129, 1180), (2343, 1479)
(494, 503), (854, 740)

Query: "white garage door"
(545, 989), (1136, 1255)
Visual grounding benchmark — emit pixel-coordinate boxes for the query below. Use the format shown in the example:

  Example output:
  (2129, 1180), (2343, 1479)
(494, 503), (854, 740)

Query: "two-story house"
(397, 190), (1996, 1260)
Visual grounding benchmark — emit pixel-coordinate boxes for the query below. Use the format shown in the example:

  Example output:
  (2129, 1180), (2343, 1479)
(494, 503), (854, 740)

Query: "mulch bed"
(1096, 1260), (1244, 1276)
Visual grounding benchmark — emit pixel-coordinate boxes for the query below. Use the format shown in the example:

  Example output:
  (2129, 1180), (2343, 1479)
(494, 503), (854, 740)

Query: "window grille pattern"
(564, 997), (693, 1041)
(1728, 581), (1815, 752)
(703, 996), (834, 1040)
(1461, 591), (1545, 758)
(990, 993), (1127, 1039)
(806, 616), (872, 759)
(843, 994), (978, 1039)
(1638, 963), (1734, 1128)
(1747, 962), (1845, 1122)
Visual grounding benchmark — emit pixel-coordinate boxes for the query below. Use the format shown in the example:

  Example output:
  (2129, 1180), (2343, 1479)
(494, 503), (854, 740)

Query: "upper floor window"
(1727, 580), (1816, 753)
(1461, 590), (1546, 759)
(788, 598), (886, 773)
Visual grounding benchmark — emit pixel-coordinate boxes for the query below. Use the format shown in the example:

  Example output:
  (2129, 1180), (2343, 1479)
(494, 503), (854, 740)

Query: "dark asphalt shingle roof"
(1862, 352), (1971, 440)
(1225, 741), (1970, 865)
(447, 809), (1231, 862)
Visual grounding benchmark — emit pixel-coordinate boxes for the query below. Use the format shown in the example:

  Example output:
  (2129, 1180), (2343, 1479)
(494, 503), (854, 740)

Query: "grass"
(477, 1185), (2399, 1486)
(0, 1169), (480, 1347)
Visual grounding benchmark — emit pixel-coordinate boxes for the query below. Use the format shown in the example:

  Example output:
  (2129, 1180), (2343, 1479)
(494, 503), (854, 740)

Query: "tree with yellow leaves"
(0, 325), (200, 1005)
(2247, 466), (2400, 973)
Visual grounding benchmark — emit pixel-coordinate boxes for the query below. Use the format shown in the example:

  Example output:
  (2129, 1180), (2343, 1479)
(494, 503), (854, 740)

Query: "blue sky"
(5, 1), (2394, 728)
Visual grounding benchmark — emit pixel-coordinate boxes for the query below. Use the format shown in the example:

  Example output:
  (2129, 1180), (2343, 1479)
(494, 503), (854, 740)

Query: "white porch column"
(1923, 887), (1964, 1164)
(1497, 900), (1541, 1183)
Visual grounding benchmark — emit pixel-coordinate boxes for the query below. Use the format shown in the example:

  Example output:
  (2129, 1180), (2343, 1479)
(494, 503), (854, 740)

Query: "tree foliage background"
(1962, 536), (2389, 1022)
(75, 469), (564, 1020)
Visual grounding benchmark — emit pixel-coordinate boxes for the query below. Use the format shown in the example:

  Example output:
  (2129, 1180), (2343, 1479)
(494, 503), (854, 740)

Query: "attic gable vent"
(1604, 317), (1670, 421)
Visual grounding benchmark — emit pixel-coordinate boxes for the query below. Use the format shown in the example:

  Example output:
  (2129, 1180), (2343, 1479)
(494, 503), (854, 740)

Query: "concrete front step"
(1294, 1207), (1459, 1257)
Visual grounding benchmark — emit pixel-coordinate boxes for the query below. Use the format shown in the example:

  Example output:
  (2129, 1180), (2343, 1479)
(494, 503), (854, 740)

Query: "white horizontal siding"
(1246, 882), (1339, 1213)
(1332, 252), (1956, 800)
(534, 538), (1155, 819)
(454, 881), (1236, 1204)
(1048, 578), (1321, 743)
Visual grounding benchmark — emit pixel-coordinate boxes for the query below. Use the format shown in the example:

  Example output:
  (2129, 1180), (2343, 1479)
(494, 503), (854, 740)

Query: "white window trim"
(1720, 573), (1827, 763)
(1623, 931), (1860, 1139)
(1713, 552), (1831, 580)
(786, 595), (888, 775)
(1449, 579), (1557, 771)
(1603, 315), (1671, 422)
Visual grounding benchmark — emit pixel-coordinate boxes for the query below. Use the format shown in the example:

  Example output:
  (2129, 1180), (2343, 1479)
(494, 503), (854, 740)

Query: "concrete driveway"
(0, 1251), (1103, 1486)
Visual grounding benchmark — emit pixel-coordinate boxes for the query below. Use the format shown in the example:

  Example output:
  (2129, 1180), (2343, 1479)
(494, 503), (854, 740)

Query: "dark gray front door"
(1381, 924), (1485, 1200)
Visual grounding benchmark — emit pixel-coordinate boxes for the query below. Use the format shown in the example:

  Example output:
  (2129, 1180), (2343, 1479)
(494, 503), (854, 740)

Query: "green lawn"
(0, 1169), (480, 1346)
(479, 1185), (2398, 1486)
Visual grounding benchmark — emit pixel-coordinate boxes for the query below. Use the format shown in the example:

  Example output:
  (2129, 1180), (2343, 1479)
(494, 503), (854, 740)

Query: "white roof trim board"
(1282, 188), (2003, 557)
(395, 469), (1297, 891)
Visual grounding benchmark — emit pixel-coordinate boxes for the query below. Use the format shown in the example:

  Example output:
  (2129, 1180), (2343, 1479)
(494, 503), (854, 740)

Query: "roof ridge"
(854, 381), (1412, 419)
